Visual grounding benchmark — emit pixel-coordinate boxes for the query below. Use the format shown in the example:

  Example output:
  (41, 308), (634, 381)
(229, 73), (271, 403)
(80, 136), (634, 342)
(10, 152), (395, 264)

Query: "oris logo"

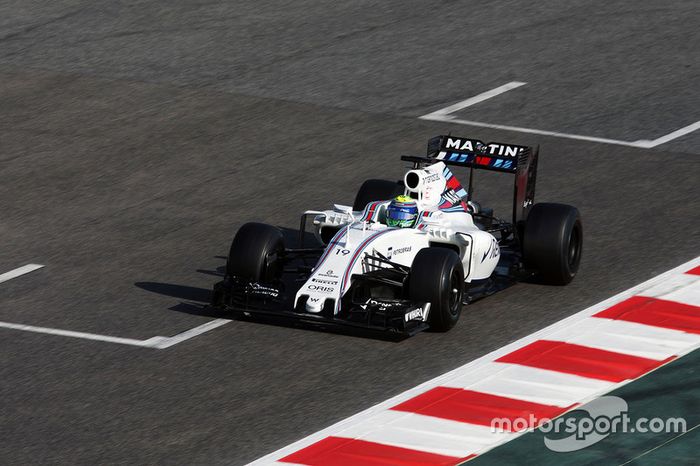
(307, 285), (334, 293)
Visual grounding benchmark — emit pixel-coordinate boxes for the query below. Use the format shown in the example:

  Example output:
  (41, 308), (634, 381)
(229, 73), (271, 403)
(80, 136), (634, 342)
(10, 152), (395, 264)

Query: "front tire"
(523, 203), (582, 285)
(226, 222), (285, 282)
(409, 248), (464, 332)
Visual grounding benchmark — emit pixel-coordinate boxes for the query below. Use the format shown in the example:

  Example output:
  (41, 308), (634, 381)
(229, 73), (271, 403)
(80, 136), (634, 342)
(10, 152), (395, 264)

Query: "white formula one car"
(211, 135), (582, 336)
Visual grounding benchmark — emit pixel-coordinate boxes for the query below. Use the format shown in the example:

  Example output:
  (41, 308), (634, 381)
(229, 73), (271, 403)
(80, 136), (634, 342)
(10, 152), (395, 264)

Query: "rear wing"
(401, 135), (539, 234)
(426, 135), (528, 173)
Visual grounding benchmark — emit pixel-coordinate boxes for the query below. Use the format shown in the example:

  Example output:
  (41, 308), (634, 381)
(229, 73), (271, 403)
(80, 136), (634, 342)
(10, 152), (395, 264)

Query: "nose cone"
(305, 296), (324, 313)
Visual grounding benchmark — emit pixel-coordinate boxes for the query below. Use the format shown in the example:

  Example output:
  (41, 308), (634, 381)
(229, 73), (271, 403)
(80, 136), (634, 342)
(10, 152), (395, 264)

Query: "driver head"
(386, 195), (418, 228)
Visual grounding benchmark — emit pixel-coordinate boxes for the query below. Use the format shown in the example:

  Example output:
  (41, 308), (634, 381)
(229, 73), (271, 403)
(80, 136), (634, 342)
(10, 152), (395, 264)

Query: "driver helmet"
(386, 195), (418, 228)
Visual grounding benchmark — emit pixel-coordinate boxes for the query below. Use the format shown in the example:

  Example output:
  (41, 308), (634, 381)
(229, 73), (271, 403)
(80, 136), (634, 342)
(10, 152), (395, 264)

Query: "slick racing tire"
(226, 222), (285, 282)
(523, 203), (582, 285)
(352, 179), (405, 211)
(409, 248), (464, 332)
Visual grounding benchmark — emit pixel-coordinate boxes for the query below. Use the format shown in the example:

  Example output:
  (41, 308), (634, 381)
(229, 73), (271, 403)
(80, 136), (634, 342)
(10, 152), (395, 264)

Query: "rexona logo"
(444, 137), (524, 158)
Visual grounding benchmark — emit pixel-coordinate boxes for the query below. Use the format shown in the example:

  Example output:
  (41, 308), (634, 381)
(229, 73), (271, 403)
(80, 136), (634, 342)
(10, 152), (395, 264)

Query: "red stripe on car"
(363, 201), (380, 221)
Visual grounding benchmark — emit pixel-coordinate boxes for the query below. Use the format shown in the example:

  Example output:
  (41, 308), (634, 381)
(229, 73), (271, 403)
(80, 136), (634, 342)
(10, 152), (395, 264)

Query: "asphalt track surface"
(1, 1), (698, 464)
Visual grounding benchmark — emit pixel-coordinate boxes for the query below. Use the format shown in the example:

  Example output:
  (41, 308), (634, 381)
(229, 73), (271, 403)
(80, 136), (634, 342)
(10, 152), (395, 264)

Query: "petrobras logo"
(387, 246), (411, 259)
(443, 137), (525, 158)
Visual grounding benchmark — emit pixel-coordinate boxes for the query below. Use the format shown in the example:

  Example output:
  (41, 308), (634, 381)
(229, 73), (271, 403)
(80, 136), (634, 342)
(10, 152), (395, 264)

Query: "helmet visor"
(388, 210), (417, 221)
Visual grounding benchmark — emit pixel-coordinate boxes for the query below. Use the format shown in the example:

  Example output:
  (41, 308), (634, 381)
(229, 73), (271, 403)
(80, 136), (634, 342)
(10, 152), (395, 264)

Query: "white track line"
(617, 423), (700, 466)
(637, 120), (700, 148)
(152, 318), (231, 349)
(421, 114), (647, 148)
(0, 264), (44, 284)
(421, 82), (526, 119)
(248, 255), (700, 465)
(420, 84), (700, 149)
(0, 320), (166, 347)
(0, 318), (231, 349)
(0, 263), (229, 348)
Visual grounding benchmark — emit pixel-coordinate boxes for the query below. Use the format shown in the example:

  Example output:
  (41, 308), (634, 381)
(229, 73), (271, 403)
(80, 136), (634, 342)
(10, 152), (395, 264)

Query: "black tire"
(319, 226), (340, 245)
(352, 179), (404, 211)
(226, 222), (285, 282)
(523, 203), (583, 285)
(409, 248), (464, 332)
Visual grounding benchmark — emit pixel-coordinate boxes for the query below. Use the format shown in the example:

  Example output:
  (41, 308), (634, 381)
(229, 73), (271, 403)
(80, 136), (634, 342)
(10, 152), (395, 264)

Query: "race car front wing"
(210, 257), (431, 337)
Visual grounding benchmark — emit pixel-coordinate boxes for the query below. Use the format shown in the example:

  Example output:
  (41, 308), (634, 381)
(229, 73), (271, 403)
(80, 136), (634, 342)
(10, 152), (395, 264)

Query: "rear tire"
(226, 222), (285, 282)
(409, 248), (464, 332)
(353, 179), (404, 211)
(523, 203), (582, 285)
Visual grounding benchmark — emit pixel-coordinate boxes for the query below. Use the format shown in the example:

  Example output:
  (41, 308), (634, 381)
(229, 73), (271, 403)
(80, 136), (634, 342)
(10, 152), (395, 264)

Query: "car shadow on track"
(134, 281), (220, 318)
(135, 282), (211, 302)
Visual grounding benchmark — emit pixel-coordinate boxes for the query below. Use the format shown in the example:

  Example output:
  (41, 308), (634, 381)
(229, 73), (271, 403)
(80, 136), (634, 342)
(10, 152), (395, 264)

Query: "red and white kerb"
(250, 258), (700, 466)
